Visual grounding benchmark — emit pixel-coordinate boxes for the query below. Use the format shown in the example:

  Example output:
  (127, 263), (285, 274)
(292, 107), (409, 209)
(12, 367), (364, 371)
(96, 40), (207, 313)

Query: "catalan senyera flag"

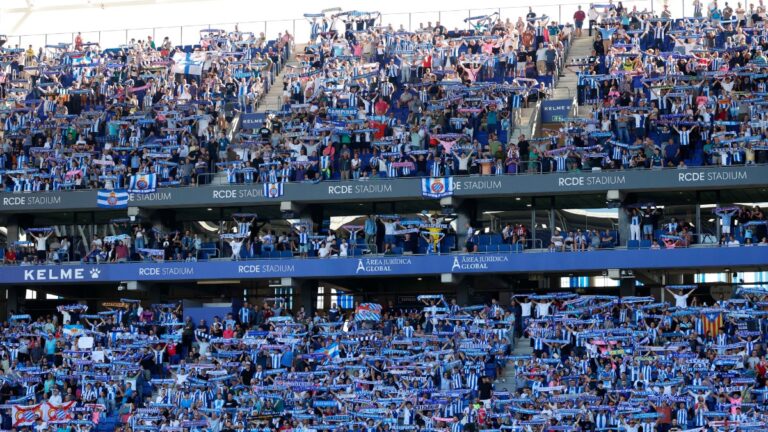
(701, 311), (723, 337)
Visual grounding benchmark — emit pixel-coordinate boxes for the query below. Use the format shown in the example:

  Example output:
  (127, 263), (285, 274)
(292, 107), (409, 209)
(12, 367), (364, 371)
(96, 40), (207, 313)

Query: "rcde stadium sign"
(0, 166), (763, 213)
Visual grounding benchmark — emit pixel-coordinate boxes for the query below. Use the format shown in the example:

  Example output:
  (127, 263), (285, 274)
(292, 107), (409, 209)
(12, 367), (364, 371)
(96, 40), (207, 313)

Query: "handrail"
(1, 239), (761, 267)
(3, 1), (654, 47)
(196, 247), (220, 260)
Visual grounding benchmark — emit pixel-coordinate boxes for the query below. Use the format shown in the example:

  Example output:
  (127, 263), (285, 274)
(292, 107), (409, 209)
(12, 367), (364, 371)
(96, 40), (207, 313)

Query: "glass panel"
(180, 25), (210, 46)
(18, 35), (46, 53)
(438, 10), (470, 34)
(100, 30), (127, 48)
(46, 33), (74, 47)
(468, 8), (501, 30)
(410, 11), (441, 33)
(125, 28), (153, 47)
(380, 12), (411, 32)
(79, 31), (100, 47)
(234, 21), (268, 43)
(265, 20), (293, 42)
(153, 27), (182, 49)
(292, 19), (311, 45)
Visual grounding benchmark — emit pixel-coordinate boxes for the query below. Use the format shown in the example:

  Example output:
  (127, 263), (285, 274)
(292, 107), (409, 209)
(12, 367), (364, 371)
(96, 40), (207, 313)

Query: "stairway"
(256, 44), (304, 113)
(550, 35), (596, 115)
(494, 336), (533, 393)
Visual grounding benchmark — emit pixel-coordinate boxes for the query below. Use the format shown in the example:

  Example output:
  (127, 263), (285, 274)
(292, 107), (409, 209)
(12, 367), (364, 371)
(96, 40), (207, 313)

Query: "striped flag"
(263, 182), (284, 199)
(96, 189), (128, 209)
(314, 342), (339, 359)
(701, 312), (723, 337)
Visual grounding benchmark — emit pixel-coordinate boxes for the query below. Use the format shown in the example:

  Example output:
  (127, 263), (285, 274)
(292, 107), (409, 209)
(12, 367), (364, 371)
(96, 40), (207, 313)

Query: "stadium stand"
(1, 1), (768, 431)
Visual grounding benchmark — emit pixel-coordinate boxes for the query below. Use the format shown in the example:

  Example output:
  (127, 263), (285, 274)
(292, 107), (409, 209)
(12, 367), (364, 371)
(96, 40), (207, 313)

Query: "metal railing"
(3, 1), (654, 51)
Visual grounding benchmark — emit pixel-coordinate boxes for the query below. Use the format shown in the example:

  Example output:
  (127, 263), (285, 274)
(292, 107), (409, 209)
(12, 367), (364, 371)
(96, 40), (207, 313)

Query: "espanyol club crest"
(431, 181), (445, 194)
(47, 406), (67, 421)
(268, 185), (279, 198)
(106, 192), (118, 206)
(135, 178), (149, 190)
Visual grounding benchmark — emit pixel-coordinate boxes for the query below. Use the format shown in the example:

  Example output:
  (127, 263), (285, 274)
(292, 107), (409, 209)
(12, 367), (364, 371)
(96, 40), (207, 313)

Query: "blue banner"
(240, 113), (266, 130)
(540, 99), (573, 123)
(1, 247), (765, 285)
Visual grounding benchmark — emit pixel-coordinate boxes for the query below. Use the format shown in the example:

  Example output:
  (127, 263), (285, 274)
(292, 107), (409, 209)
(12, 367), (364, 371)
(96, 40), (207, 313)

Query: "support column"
(4, 286), (23, 320)
(456, 283), (470, 306)
(442, 197), (473, 252)
(530, 206), (537, 249)
(617, 209), (629, 246)
(619, 278), (636, 297)
(293, 279), (317, 316)
(4, 215), (21, 244)
(695, 203), (702, 242)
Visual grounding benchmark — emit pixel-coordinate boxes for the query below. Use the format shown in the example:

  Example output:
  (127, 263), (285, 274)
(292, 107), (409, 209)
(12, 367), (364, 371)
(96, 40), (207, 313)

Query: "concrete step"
(255, 45), (304, 114)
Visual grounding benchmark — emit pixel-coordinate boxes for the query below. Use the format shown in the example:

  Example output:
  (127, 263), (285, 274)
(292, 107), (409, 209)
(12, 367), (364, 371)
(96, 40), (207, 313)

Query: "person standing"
(574, 6), (586, 37)
(364, 215), (377, 254)
(588, 4), (600, 36)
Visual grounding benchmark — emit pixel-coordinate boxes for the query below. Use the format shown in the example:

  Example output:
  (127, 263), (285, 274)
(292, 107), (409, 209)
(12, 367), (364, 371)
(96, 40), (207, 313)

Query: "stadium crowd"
(0, 27), (290, 192)
(2, 287), (768, 431)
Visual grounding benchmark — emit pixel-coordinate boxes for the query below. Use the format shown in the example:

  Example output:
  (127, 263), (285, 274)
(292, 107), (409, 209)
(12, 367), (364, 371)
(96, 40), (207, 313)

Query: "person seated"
(599, 230), (615, 248)
(3, 248), (17, 265)
(551, 230), (564, 251)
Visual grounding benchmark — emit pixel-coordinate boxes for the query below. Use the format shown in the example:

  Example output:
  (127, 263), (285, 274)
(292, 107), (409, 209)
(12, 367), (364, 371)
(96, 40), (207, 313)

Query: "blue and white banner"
(171, 52), (208, 76)
(1, 247), (765, 284)
(263, 182), (284, 199)
(540, 99), (573, 123)
(421, 177), (454, 199)
(96, 189), (128, 209)
(241, 113), (266, 130)
(128, 174), (157, 194)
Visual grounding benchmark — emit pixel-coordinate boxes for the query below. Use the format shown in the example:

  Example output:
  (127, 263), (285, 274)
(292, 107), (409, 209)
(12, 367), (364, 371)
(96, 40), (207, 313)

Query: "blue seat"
(627, 240), (640, 249)
(640, 240), (652, 248)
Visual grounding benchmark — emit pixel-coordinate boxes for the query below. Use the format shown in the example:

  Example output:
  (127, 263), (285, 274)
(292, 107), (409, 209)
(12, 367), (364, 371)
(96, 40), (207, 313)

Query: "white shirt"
(520, 301), (532, 317)
(673, 293), (690, 308)
(536, 302), (552, 317)
(384, 221), (397, 235)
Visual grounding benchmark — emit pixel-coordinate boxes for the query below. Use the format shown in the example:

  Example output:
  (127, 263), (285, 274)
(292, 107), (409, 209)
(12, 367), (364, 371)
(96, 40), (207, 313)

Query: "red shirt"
(574, 10), (586, 21)
(374, 99), (389, 115)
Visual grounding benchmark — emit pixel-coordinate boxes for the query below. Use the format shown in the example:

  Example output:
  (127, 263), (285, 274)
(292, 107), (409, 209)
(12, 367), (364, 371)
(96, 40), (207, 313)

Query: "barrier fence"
(4, 1), (659, 50)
